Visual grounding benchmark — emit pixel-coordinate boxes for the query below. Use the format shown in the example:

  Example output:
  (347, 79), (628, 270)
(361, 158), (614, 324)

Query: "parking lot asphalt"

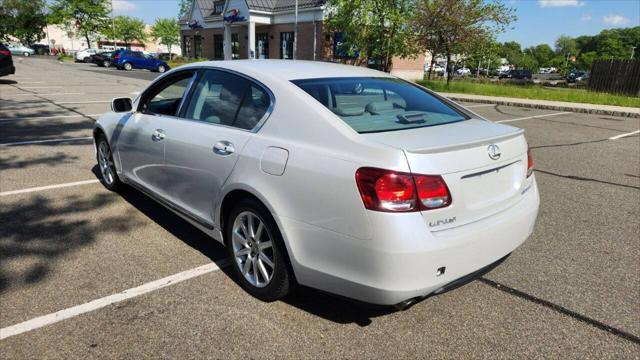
(1, 57), (639, 358)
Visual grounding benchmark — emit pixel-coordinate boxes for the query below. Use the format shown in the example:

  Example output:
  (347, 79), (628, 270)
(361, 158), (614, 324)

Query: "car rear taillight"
(0, 50), (10, 56)
(114, 54), (120, 60)
(355, 167), (451, 212)
(527, 147), (534, 178)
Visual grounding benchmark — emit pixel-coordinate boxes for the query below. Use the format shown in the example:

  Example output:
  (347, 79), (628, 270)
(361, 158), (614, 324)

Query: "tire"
(103, 60), (111, 68)
(95, 135), (121, 191)
(23, 52), (30, 57)
(225, 198), (294, 302)
(123, 62), (132, 71)
(157, 65), (166, 73)
(83, 57), (91, 63)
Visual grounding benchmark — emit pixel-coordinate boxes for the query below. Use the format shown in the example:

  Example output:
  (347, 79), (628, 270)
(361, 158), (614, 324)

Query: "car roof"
(178, 60), (395, 81)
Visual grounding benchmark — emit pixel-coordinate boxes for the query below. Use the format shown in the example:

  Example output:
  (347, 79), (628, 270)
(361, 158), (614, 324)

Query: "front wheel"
(103, 60), (111, 68)
(83, 57), (91, 63)
(226, 199), (294, 302)
(123, 62), (132, 71)
(96, 135), (121, 191)
(23, 52), (30, 57)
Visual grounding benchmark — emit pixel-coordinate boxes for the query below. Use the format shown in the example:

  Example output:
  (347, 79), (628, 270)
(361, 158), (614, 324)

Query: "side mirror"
(111, 97), (133, 113)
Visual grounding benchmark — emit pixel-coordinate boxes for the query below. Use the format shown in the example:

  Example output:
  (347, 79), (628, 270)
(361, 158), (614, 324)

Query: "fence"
(589, 60), (640, 97)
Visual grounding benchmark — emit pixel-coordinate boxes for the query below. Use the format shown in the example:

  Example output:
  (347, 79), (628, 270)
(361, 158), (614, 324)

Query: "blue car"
(113, 50), (169, 73)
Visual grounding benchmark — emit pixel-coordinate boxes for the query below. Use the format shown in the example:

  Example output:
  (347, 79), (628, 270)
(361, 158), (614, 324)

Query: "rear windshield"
(292, 77), (467, 133)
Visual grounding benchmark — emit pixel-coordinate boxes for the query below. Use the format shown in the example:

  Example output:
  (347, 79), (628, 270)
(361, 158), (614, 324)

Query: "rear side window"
(0, 43), (7, 50)
(184, 70), (271, 130)
(292, 77), (467, 133)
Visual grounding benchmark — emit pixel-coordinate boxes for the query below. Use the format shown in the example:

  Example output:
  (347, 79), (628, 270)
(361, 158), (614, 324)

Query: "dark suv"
(499, 69), (532, 80)
(0, 42), (16, 77)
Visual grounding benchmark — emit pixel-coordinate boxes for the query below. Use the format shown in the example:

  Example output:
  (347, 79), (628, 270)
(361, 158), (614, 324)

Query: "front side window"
(184, 70), (271, 130)
(292, 77), (467, 133)
(140, 72), (195, 116)
(280, 32), (293, 59)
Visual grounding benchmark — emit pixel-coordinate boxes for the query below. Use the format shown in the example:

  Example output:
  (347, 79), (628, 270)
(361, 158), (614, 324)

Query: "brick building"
(179, 0), (425, 80)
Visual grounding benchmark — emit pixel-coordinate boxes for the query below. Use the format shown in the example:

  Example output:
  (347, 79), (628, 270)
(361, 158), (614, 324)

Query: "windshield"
(292, 77), (467, 133)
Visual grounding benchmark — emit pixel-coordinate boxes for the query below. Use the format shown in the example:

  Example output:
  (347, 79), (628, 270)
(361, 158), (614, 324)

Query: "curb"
(441, 95), (640, 118)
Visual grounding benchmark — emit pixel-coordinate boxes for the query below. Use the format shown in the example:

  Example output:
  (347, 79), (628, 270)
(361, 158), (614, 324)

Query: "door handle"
(151, 129), (166, 142)
(213, 141), (235, 155)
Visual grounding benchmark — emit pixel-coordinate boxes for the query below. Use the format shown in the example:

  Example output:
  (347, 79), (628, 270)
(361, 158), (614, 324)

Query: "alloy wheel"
(97, 141), (115, 185)
(231, 211), (275, 288)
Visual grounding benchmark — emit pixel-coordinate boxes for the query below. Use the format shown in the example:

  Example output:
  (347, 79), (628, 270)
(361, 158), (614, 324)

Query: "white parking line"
(0, 262), (226, 340)
(609, 130), (640, 140)
(0, 180), (100, 197)
(465, 104), (495, 108)
(495, 112), (571, 123)
(0, 92), (83, 97)
(0, 137), (93, 147)
(16, 81), (44, 84)
(55, 100), (111, 105)
(18, 86), (63, 89)
(0, 113), (101, 122)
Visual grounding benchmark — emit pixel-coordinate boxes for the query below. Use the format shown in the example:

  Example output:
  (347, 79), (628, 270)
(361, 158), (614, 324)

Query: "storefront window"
(256, 33), (269, 59)
(280, 32), (294, 59)
(194, 35), (202, 58)
(183, 36), (192, 58)
(232, 34), (240, 60)
(214, 34), (223, 60)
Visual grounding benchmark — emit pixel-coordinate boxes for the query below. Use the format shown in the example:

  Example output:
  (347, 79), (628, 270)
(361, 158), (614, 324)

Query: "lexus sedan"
(94, 60), (539, 309)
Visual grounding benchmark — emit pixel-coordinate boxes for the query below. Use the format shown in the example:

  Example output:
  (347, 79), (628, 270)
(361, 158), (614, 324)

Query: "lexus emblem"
(487, 144), (501, 160)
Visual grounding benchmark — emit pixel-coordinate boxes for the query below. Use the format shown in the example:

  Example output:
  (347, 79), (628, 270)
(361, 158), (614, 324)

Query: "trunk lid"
(363, 119), (530, 230)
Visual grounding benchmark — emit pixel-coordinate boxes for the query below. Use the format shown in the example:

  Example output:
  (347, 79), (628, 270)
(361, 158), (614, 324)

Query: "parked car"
(30, 44), (51, 55)
(0, 42), (16, 77)
(7, 44), (35, 57)
(499, 69), (532, 80)
(75, 48), (101, 63)
(112, 50), (169, 72)
(90, 51), (115, 67)
(425, 64), (445, 75)
(156, 52), (178, 61)
(94, 61), (539, 309)
(567, 71), (590, 84)
(455, 67), (471, 76)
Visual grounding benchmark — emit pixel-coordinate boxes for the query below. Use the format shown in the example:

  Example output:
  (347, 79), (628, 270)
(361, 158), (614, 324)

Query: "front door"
(116, 70), (197, 196)
(161, 69), (272, 225)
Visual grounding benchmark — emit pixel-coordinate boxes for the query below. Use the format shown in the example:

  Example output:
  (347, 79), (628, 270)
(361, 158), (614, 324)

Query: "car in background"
(90, 51), (115, 67)
(156, 52), (178, 61)
(425, 64), (445, 75)
(7, 44), (35, 57)
(567, 71), (590, 84)
(455, 67), (471, 76)
(75, 48), (101, 63)
(0, 42), (16, 77)
(30, 44), (51, 55)
(112, 49), (169, 73)
(94, 60), (539, 309)
(499, 69), (532, 80)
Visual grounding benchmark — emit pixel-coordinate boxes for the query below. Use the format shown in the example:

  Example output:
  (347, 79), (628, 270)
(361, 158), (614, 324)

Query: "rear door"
(116, 70), (197, 196)
(160, 69), (273, 224)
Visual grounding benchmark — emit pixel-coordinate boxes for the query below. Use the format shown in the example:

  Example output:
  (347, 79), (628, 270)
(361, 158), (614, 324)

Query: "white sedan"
(94, 60), (539, 309)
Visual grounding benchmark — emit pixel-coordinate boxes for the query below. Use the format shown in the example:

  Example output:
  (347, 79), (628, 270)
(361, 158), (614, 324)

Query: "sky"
(100, 0), (640, 48)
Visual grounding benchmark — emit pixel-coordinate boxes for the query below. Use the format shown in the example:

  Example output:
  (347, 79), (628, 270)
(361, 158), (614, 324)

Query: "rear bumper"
(0, 65), (15, 77)
(278, 178), (540, 305)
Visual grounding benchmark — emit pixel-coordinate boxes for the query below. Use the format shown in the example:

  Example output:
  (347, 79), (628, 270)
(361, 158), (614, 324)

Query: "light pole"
(631, 46), (637, 60)
(293, 0), (298, 60)
(110, 0), (116, 49)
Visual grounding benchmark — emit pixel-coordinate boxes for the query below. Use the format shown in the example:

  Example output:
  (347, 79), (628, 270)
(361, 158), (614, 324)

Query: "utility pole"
(110, 0), (116, 49)
(293, 0), (298, 60)
(631, 46), (637, 60)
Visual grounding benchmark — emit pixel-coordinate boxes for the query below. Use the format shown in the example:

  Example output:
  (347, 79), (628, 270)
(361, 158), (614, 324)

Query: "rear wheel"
(157, 65), (166, 73)
(123, 62), (132, 71)
(226, 199), (294, 302)
(96, 135), (121, 191)
(23, 52), (30, 57)
(103, 60), (111, 67)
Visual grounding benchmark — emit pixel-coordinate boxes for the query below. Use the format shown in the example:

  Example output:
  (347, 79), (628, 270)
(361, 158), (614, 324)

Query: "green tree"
(325, 0), (420, 72)
(0, 0), (47, 45)
(178, 0), (191, 18)
(576, 51), (597, 70)
(102, 16), (147, 48)
(151, 18), (180, 60)
(525, 44), (554, 67)
(555, 35), (577, 56)
(48, 0), (110, 48)
(413, 0), (516, 84)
